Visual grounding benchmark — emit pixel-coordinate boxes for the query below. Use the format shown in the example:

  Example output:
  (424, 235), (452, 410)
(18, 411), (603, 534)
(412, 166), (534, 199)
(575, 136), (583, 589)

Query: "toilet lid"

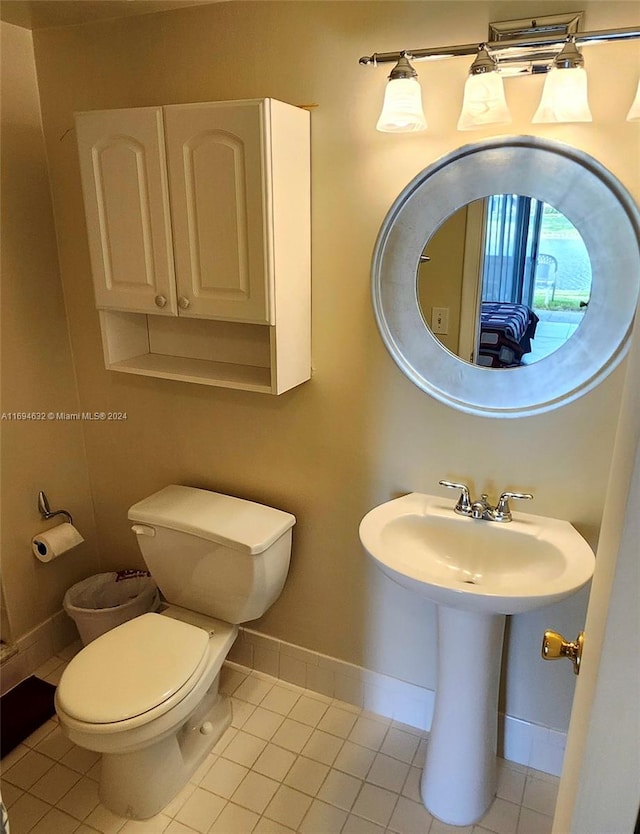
(57, 613), (210, 724)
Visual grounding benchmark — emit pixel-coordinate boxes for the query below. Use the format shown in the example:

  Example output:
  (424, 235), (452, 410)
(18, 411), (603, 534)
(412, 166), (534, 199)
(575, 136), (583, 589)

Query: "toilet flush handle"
(131, 524), (156, 537)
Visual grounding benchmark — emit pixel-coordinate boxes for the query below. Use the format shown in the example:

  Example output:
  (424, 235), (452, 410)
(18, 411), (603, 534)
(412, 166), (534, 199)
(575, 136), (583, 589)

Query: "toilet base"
(99, 685), (232, 819)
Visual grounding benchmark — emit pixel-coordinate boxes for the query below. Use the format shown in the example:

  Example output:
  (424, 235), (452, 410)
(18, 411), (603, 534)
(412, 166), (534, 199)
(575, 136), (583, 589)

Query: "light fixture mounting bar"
(359, 24), (640, 67)
(488, 12), (582, 43)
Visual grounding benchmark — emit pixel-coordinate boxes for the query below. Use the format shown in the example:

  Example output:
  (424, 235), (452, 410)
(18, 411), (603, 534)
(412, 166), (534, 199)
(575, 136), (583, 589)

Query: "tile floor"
(1, 649), (558, 834)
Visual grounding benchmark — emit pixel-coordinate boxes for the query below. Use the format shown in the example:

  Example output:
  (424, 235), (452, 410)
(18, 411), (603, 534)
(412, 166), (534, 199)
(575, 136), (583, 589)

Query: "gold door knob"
(178, 296), (190, 310)
(154, 295), (167, 308)
(541, 630), (584, 675)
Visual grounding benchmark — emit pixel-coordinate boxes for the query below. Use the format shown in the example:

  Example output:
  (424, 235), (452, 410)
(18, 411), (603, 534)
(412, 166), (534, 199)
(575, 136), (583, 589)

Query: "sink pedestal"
(421, 607), (506, 826)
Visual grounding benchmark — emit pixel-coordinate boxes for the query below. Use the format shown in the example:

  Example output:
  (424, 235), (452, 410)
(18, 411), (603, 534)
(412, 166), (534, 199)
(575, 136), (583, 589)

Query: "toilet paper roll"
(32, 523), (84, 563)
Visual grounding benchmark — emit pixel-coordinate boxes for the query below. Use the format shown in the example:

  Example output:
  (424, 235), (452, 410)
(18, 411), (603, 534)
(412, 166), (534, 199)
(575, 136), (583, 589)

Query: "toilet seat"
(57, 613), (210, 725)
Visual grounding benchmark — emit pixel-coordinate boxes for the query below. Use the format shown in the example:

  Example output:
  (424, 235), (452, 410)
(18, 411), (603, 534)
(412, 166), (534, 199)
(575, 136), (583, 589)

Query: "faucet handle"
(494, 491), (533, 521)
(439, 480), (473, 514)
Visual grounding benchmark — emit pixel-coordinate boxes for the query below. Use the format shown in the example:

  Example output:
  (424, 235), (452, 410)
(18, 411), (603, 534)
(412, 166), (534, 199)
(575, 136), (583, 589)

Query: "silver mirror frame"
(372, 136), (640, 418)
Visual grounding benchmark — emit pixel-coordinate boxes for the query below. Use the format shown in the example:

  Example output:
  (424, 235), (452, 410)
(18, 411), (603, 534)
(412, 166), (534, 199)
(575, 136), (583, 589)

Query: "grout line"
(1, 663), (558, 834)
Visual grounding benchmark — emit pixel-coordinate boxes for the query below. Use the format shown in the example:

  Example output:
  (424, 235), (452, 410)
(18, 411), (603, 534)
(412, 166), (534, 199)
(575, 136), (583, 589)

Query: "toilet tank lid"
(128, 485), (296, 554)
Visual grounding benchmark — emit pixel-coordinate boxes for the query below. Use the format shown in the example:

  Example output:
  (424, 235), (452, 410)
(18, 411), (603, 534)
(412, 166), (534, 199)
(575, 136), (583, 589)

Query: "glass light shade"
(532, 67), (592, 123)
(626, 80), (640, 121)
(376, 77), (427, 133)
(457, 71), (511, 131)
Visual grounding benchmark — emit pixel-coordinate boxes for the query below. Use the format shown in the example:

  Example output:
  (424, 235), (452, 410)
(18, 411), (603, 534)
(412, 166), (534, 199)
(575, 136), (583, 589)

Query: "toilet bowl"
(55, 486), (295, 819)
(56, 607), (237, 818)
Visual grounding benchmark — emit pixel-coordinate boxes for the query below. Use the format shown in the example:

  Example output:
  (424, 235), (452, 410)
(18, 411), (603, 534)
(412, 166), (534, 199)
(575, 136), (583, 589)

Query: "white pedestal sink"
(359, 492), (595, 826)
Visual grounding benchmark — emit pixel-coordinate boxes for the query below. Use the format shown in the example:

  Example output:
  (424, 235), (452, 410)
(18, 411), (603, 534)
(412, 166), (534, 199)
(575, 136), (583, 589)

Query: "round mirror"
(417, 196), (592, 367)
(372, 137), (640, 417)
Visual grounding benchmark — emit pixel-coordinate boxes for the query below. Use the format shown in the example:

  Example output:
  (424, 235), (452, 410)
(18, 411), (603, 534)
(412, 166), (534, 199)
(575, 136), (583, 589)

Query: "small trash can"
(63, 570), (160, 645)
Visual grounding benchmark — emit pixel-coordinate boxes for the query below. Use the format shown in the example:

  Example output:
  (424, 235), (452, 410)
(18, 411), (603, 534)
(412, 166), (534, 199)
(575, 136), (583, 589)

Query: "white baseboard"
(229, 626), (566, 777)
(0, 610), (79, 696)
(0, 612), (565, 776)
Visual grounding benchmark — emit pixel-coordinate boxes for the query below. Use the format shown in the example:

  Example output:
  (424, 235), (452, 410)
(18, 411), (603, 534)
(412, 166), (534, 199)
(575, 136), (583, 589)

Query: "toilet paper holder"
(38, 491), (73, 525)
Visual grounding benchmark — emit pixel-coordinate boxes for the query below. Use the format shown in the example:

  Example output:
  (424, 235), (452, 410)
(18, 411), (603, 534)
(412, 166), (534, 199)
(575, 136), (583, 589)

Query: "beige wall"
(21, 1), (640, 733)
(418, 205), (467, 354)
(0, 22), (99, 641)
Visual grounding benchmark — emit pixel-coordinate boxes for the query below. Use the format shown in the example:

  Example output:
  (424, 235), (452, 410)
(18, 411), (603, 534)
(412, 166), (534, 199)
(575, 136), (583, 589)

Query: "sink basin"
(359, 492), (595, 615)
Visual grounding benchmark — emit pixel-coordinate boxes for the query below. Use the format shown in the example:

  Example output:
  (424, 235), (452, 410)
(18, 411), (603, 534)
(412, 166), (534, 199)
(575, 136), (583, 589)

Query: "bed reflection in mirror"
(417, 195), (592, 368)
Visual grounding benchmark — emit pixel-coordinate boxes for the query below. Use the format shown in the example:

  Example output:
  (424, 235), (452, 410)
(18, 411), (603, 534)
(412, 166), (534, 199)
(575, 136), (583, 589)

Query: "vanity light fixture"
(376, 54), (427, 133)
(360, 13), (640, 132)
(457, 45), (511, 131)
(532, 37), (592, 123)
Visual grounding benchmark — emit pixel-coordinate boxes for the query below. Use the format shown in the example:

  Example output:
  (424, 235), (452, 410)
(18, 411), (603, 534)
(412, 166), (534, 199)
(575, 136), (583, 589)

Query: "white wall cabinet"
(76, 98), (310, 394)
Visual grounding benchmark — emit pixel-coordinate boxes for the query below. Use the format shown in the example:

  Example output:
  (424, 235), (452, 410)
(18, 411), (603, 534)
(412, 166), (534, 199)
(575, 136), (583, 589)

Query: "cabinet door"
(163, 101), (271, 323)
(76, 107), (177, 314)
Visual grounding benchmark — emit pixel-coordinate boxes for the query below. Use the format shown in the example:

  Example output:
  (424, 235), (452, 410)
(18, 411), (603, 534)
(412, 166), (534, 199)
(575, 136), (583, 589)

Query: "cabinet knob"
(178, 296), (191, 310)
(154, 295), (167, 308)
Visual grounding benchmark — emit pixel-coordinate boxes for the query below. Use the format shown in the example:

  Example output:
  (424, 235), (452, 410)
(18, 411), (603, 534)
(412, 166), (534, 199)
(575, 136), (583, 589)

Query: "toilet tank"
(128, 486), (295, 623)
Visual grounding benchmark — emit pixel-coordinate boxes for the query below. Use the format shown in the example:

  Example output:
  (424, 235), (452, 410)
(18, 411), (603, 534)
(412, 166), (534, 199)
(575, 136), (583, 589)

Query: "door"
(76, 107), (177, 314)
(458, 199), (485, 362)
(552, 310), (640, 833)
(163, 100), (272, 323)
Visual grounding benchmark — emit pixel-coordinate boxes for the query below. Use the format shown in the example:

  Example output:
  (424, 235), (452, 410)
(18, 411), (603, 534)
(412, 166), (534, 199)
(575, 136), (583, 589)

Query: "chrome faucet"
(439, 480), (533, 523)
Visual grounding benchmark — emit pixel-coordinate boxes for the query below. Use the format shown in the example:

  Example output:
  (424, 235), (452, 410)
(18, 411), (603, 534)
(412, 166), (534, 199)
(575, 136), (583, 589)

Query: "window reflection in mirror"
(417, 195), (592, 368)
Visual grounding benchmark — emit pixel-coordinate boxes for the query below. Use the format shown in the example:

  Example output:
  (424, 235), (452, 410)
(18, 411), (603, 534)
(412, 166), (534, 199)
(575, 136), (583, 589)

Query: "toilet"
(55, 485), (295, 819)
